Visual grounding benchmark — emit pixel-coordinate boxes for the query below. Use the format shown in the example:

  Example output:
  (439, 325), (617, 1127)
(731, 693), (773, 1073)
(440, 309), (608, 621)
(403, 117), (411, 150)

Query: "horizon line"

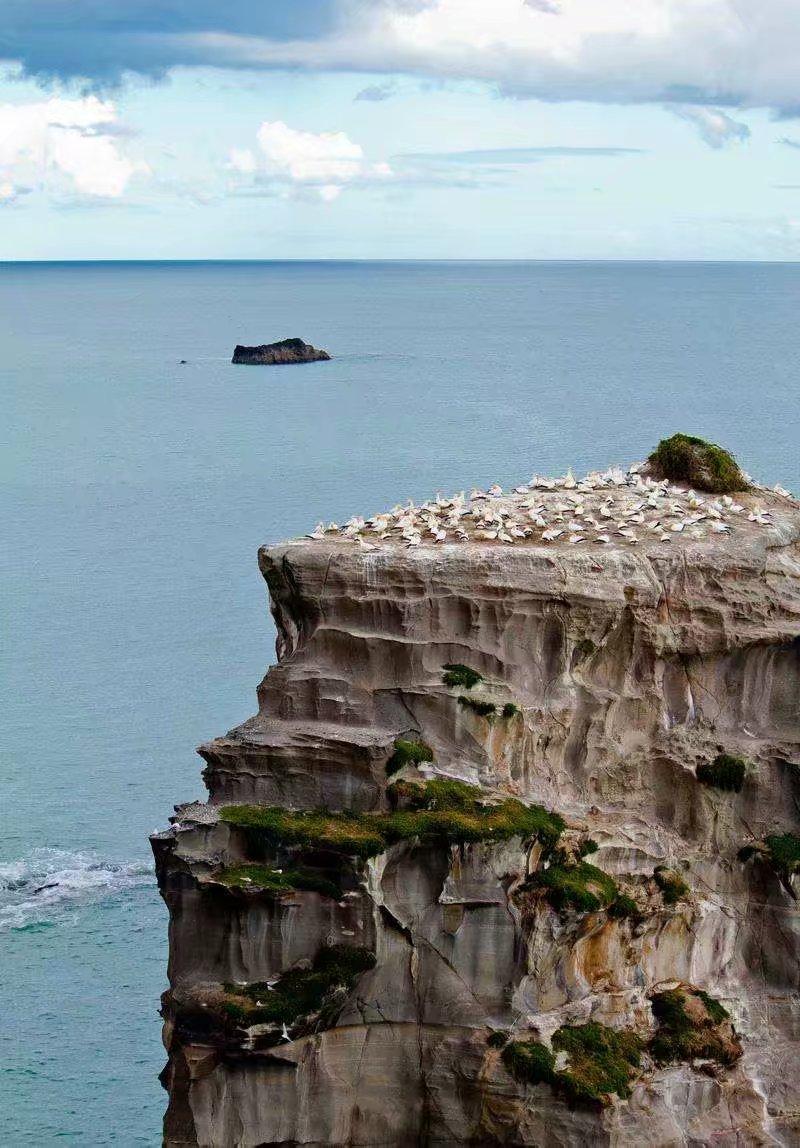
(4, 257), (800, 266)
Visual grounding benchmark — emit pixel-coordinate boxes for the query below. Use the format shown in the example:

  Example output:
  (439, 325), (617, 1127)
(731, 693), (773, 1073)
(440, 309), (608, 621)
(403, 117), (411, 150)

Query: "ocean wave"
(0, 848), (153, 931)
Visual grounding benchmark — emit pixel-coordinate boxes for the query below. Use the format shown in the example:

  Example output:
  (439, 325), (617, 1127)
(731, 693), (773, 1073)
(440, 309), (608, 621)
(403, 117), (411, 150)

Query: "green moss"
(608, 893), (639, 920)
(696, 753), (748, 793)
(552, 1023), (642, 1107)
(442, 664), (483, 689)
(502, 1039), (556, 1085)
(222, 780), (564, 861)
(386, 737), (434, 777)
(458, 696), (497, 717)
(578, 838), (599, 857)
(654, 866), (689, 905)
(214, 864), (342, 900)
(739, 832), (800, 879)
(503, 1024), (642, 1108)
(501, 702), (520, 718)
(528, 860), (619, 915)
(487, 1030), (510, 1049)
(648, 434), (748, 494)
(649, 988), (739, 1066)
(222, 945), (376, 1028)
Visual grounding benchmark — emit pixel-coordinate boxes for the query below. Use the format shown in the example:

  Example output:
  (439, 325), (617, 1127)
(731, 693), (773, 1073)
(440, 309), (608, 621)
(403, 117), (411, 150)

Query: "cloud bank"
(3, 1), (800, 116)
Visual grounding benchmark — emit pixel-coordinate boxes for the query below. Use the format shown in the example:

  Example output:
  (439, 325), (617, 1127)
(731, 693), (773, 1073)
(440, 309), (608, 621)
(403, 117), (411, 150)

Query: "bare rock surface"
(153, 461), (800, 1147)
(231, 337), (331, 365)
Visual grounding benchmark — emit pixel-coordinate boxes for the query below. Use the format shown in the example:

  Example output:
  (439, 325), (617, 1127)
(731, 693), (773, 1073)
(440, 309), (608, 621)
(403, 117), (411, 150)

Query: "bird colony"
(307, 465), (791, 550)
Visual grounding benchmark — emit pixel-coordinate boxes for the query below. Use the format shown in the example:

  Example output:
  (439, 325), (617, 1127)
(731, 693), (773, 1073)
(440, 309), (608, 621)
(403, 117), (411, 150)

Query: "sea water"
(2, 260), (800, 1144)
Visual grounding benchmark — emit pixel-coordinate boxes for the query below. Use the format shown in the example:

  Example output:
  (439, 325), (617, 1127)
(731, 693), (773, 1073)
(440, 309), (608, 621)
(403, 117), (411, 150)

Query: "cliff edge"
(152, 457), (800, 1147)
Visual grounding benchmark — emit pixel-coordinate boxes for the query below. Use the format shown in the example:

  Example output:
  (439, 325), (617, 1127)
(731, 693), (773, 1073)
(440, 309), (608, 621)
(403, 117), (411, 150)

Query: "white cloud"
(0, 96), (146, 203)
(672, 105), (751, 148)
(228, 120), (391, 201)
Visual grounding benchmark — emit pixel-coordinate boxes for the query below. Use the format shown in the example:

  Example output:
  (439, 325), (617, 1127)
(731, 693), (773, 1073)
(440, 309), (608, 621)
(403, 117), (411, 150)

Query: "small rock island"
(232, 337), (331, 365)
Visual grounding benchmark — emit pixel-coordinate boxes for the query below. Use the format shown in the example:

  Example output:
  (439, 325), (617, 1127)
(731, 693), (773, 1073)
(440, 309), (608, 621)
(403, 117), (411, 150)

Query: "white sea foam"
(0, 848), (153, 930)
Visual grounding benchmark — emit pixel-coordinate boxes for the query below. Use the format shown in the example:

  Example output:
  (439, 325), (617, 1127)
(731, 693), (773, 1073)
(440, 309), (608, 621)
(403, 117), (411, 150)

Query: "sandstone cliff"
(152, 463), (800, 1147)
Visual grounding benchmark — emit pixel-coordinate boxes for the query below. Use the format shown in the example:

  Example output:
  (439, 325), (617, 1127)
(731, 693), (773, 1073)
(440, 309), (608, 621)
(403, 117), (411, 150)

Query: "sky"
(4, 1), (800, 259)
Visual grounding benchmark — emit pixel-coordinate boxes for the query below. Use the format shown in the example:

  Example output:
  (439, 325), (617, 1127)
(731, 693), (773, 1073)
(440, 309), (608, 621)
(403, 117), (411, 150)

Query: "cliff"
(152, 462), (800, 1147)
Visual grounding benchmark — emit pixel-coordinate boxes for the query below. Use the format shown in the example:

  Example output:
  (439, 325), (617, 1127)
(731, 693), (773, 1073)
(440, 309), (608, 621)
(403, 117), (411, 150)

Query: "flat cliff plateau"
(152, 462), (800, 1147)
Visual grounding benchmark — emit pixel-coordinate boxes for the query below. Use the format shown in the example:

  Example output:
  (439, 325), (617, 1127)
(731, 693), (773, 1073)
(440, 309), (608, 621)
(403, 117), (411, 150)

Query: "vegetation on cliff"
(696, 753), (748, 792)
(649, 986), (742, 1066)
(654, 866), (690, 904)
(739, 832), (800, 881)
(503, 1022), (642, 1108)
(442, 664), (483, 689)
(212, 863), (342, 900)
(648, 434), (748, 493)
(221, 945), (375, 1028)
(385, 737), (434, 776)
(221, 779), (564, 860)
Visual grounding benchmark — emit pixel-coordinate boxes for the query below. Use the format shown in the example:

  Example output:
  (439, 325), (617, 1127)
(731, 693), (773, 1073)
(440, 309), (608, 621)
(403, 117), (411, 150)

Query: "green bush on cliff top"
(385, 737), (434, 777)
(648, 434), (748, 494)
(527, 859), (619, 915)
(649, 987), (740, 1067)
(221, 779), (564, 860)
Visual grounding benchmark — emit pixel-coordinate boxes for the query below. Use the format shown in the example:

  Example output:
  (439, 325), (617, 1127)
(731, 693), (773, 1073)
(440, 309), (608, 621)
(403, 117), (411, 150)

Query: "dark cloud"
(355, 81), (396, 102)
(0, 0), (340, 82)
(779, 136), (800, 149)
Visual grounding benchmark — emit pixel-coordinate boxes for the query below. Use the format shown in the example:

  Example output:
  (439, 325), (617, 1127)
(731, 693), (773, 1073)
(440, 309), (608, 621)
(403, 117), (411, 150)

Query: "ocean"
(2, 260), (800, 1144)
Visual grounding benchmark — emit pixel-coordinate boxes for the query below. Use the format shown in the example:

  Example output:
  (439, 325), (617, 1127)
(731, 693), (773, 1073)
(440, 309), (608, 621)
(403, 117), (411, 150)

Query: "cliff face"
(153, 472), (800, 1147)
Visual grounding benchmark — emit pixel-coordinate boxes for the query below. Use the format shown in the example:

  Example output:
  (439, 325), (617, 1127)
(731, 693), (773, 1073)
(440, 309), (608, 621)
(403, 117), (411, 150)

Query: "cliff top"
(291, 462), (798, 558)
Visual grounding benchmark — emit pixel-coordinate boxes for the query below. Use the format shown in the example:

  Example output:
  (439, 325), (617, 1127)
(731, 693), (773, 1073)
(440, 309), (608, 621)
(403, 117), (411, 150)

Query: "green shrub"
(221, 780), (564, 861)
(502, 1039), (556, 1085)
(528, 860), (618, 915)
(502, 702), (520, 718)
(574, 638), (596, 659)
(654, 866), (689, 904)
(552, 1022), (642, 1107)
(222, 944), (376, 1028)
(487, 1030), (510, 1049)
(578, 838), (599, 857)
(608, 893), (639, 920)
(648, 434), (748, 494)
(386, 737), (434, 776)
(214, 864), (342, 900)
(442, 664), (483, 689)
(649, 987), (739, 1066)
(696, 754), (747, 793)
(458, 696), (497, 717)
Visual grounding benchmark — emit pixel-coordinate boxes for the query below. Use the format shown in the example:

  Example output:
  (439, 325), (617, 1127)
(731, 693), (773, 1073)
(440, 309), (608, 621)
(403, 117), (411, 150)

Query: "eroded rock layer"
(153, 476), (800, 1147)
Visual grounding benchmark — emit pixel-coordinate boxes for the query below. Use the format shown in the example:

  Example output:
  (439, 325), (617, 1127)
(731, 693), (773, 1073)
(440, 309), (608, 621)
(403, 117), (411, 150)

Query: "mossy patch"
(213, 864), (342, 900)
(501, 702), (520, 718)
(442, 664), (483, 689)
(487, 1029), (510, 1049)
(574, 638), (596, 659)
(385, 737), (434, 777)
(696, 753), (748, 793)
(526, 859), (619, 915)
(739, 832), (800, 880)
(649, 987), (741, 1067)
(221, 780), (564, 861)
(458, 695), (497, 717)
(504, 1023), (642, 1108)
(221, 944), (375, 1028)
(608, 893), (639, 920)
(654, 866), (689, 904)
(648, 434), (748, 494)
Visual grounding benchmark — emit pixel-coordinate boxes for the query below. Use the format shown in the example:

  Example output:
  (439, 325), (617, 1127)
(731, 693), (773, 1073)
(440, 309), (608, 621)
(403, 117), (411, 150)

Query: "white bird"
(280, 1023), (291, 1042)
(488, 484), (503, 497)
(541, 527), (563, 541)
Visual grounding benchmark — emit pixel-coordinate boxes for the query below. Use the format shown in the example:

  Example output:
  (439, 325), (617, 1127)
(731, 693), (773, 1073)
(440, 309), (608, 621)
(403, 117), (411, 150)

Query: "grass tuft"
(696, 753), (747, 793)
(458, 696), (497, 717)
(648, 434), (748, 494)
(502, 1039), (556, 1085)
(442, 664), (483, 689)
(608, 893), (639, 920)
(502, 702), (520, 718)
(654, 866), (689, 904)
(739, 832), (800, 879)
(487, 1029), (510, 1049)
(504, 1023), (642, 1108)
(385, 737), (434, 777)
(526, 859), (619, 915)
(649, 987), (740, 1066)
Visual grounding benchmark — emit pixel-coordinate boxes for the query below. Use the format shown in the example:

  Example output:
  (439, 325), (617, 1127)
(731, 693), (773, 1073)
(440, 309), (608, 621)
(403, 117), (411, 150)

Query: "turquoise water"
(2, 260), (800, 1144)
